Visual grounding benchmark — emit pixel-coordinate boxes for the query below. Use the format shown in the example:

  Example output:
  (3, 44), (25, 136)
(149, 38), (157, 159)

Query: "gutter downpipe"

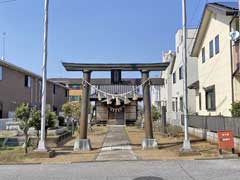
(229, 15), (237, 105)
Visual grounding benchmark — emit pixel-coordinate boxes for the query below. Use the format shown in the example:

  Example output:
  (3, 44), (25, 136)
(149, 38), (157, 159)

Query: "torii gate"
(62, 62), (169, 151)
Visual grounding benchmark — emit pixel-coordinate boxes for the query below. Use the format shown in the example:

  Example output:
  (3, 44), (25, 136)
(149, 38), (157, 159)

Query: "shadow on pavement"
(133, 177), (164, 180)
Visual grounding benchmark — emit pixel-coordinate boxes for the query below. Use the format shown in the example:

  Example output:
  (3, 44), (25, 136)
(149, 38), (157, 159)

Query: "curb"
(1, 158), (237, 166)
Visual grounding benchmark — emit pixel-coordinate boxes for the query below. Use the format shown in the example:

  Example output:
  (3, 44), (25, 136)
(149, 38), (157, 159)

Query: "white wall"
(196, 13), (233, 116)
(161, 29), (198, 125)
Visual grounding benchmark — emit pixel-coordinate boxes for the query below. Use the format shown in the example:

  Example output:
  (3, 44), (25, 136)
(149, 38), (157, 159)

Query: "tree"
(30, 108), (41, 142)
(15, 104), (31, 154)
(230, 102), (240, 117)
(62, 102), (81, 134)
(71, 102), (81, 120)
(62, 102), (72, 119)
(45, 106), (57, 139)
(151, 105), (161, 121)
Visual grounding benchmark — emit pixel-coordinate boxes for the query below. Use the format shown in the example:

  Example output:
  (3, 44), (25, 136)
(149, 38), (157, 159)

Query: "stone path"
(96, 125), (137, 161)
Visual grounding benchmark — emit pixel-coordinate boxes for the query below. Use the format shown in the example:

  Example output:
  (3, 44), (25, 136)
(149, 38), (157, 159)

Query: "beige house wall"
(234, 78), (240, 102)
(0, 63), (68, 118)
(0, 66), (34, 117)
(196, 13), (233, 116)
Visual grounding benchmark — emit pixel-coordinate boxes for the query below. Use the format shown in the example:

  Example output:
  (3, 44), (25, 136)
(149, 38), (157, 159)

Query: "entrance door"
(108, 109), (124, 125)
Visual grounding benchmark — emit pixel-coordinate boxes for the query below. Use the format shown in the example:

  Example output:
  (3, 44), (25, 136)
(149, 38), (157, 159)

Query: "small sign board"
(217, 130), (235, 154)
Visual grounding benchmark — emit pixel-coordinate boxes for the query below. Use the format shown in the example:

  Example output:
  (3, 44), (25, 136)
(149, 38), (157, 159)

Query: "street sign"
(217, 130), (235, 154)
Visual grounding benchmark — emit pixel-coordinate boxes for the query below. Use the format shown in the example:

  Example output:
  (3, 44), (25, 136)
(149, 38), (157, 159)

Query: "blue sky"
(0, 0), (236, 78)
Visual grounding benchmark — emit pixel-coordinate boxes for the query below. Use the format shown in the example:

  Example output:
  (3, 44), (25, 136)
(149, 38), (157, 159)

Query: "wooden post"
(141, 70), (157, 149)
(79, 70), (91, 139)
(142, 70), (153, 139)
(161, 106), (167, 134)
(74, 70), (91, 151)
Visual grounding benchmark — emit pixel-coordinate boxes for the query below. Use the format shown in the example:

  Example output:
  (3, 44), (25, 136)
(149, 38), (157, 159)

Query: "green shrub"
(58, 116), (65, 126)
(230, 102), (240, 117)
(151, 105), (161, 121)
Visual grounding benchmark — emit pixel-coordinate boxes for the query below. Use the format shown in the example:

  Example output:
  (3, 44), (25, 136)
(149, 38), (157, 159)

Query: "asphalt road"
(0, 160), (240, 180)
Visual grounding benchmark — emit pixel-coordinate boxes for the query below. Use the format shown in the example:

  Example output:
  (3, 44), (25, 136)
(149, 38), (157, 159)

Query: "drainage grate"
(133, 177), (164, 180)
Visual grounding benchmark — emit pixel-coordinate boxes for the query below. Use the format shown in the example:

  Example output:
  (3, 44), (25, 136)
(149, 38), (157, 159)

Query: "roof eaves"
(0, 59), (67, 89)
(191, 3), (237, 57)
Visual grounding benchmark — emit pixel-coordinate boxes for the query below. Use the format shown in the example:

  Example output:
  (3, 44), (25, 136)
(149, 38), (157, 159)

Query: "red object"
(217, 130), (234, 150)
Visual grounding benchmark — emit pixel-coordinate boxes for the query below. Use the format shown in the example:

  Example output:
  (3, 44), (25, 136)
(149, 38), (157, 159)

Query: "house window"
(65, 89), (68, 97)
(24, 75), (31, 87)
(0, 66), (2, 80)
(179, 66), (183, 80)
(205, 86), (216, 111)
(70, 84), (81, 90)
(173, 72), (176, 84)
(215, 35), (219, 54)
(180, 97), (183, 112)
(172, 101), (176, 112)
(202, 47), (205, 63)
(199, 93), (202, 110)
(209, 40), (214, 58)
(53, 85), (56, 94)
(69, 96), (81, 102)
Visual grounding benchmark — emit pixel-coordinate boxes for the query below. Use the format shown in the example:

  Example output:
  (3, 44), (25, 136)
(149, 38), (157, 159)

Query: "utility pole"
(1, 32), (6, 60)
(238, 0), (240, 66)
(36, 0), (49, 152)
(181, 0), (192, 152)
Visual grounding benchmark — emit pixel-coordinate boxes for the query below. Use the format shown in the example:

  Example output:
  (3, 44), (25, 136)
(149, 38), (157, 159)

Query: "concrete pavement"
(1, 160), (240, 180)
(96, 126), (137, 161)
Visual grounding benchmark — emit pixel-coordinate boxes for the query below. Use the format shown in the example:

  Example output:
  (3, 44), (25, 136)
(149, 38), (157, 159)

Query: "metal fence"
(181, 115), (240, 137)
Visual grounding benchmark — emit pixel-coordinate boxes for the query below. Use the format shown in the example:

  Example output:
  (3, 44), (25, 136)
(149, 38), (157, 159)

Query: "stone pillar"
(141, 70), (158, 149)
(74, 70), (91, 151)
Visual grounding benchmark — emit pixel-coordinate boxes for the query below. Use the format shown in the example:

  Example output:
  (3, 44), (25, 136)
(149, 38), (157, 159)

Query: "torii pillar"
(74, 70), (92, 151)
(141, 70), (158, 149)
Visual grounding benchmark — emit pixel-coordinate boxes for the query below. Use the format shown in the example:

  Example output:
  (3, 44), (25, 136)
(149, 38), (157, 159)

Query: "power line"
(0, 0), (16, 4)
(187, 0), (206, 52)
(188, 0), (202, 27)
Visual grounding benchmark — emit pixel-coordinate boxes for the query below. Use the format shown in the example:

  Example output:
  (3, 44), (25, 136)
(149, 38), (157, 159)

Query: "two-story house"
(160, 28), (198, 125)
(160, 51), (176, 124)
(0, 59), (68, 118)
(190, 2), (239, 116)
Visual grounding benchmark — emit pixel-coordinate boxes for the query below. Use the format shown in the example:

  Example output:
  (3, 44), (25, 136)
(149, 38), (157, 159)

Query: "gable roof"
(191, 2), (238, 57)
(215, 2), (238, 11)
(90, 84), (143, 100)
(0, 59), (68, 89)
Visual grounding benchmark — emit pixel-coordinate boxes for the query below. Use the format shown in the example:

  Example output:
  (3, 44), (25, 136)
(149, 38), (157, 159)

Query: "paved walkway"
(96, 125), (137, 161)
(1, 160), (240, 180)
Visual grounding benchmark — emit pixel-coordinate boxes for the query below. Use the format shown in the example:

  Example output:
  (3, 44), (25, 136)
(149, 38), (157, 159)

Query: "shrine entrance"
(108, 107), (124, 125)
(62, 62), (169, 151)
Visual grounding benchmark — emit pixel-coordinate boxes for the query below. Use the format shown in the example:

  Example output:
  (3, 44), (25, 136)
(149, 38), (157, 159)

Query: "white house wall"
(196, 12), (233, 116)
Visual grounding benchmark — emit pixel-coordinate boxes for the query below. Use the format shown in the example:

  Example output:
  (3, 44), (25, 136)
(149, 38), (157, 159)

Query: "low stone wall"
(0, 118), (13, 130)
(186, 126), (240, 151)
(29, 131), (72, 148)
